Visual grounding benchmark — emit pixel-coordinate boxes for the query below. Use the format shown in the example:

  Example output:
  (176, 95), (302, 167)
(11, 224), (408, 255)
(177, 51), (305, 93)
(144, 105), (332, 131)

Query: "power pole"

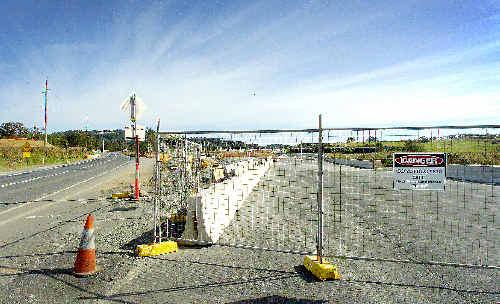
(43, 79), (48, 145)
(41, 79), (49, 165)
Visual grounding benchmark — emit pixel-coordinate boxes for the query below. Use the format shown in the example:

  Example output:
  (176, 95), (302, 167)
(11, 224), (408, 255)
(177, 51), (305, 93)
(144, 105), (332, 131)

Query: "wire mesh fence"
(154, 123), (499, 268)
(156, 130), (320, 254)
(322, 126), (498, 267)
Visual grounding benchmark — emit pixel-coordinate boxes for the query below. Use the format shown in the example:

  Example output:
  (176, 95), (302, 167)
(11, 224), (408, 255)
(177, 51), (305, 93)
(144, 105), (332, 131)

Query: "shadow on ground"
(109, 206), (138, 212)
(121, 229), (155, 251)
(229, 295), (327, 303)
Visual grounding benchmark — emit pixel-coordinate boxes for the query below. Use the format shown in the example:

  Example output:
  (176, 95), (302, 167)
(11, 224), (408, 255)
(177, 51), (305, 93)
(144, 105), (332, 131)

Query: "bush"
(403, 140), (424, 152)
(0, 146), (86, 170)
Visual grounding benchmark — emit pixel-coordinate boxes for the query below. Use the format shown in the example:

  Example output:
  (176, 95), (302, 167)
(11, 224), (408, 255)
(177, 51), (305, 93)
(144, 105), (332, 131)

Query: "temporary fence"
(152, 119), (498, 268)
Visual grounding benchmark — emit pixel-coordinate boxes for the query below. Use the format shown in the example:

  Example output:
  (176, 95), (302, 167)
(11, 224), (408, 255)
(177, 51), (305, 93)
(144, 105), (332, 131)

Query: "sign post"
(22, 142), (32, 167)
(393, 153), (446, 190)
(121, 93), (146, 201)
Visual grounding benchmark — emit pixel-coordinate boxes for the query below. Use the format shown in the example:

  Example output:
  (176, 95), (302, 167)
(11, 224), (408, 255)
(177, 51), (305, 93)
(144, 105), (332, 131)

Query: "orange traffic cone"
(74, 214), (96, 276)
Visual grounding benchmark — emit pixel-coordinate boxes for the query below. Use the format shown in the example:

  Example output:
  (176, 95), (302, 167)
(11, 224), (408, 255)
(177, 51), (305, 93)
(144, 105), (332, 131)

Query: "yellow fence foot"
(303, 255), (341, 281)
(136, 241), (178, 257)
(111, 192), (131, 199)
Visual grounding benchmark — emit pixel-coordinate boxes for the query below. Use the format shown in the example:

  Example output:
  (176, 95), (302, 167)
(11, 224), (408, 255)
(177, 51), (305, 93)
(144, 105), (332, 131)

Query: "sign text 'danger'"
(394, 155), (445, 167)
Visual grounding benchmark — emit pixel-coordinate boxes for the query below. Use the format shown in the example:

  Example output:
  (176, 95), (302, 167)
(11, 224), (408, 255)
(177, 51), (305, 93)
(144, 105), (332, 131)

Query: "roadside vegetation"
(0, 121), (155, 172)
(325, 136), (499, 166)
(0, 140), (87, 171)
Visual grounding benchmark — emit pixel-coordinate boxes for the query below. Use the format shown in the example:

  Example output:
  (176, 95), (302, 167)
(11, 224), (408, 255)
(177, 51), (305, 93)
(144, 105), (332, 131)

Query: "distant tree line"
(0, 121), (156, 154)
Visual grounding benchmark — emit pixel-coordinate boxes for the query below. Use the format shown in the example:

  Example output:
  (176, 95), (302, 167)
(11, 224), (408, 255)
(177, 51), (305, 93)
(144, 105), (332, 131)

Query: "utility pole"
(43, 79), (48, 145)
(41, 79), (48, 164)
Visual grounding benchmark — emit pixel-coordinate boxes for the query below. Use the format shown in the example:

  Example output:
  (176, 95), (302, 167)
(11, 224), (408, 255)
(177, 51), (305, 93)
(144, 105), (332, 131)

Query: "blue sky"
(0, 0), (498, 132)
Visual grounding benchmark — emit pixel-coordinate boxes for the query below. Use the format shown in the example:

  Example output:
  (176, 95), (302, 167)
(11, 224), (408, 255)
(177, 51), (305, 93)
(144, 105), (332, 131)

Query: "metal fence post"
(317, 114), (324, 263)
(183, 134), (188, 208)
(153, 121), (160, 243)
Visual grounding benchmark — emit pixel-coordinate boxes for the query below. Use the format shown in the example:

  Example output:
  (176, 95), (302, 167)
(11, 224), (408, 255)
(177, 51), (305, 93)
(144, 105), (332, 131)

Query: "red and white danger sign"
(393, 153), (446, 190)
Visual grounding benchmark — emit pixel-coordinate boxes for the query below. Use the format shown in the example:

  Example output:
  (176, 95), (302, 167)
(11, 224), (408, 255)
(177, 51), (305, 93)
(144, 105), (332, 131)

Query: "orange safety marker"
(74, 214), (97, 276)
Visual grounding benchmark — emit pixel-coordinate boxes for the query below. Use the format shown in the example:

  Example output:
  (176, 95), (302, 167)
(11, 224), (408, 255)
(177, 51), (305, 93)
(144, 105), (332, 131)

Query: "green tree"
(0, 122), (29, 138)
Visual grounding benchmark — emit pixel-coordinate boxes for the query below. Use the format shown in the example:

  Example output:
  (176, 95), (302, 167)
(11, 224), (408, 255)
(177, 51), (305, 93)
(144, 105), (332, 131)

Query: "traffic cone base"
(74, 214), (97, 276)
(74, 249), (96, 276)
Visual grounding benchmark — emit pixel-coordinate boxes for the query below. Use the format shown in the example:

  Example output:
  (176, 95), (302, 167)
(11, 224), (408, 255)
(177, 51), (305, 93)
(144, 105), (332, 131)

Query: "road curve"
(0, 153), (132, 209)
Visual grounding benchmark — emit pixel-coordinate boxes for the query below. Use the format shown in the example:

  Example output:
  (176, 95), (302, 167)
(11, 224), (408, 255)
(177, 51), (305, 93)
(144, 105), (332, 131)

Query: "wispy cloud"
(0, 1), (498, 131)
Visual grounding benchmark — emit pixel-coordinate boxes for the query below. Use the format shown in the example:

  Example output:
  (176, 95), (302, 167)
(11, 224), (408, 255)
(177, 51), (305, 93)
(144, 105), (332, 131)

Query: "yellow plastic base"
(168, 214), (186, 223)
(112, 192), (131, 199)
(303, 255), (341, 281)
(136, 241), (178, 257)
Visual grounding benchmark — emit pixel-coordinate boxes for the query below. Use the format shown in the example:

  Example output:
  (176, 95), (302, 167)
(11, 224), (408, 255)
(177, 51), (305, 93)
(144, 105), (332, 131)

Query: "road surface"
(0, 153), (130, 206)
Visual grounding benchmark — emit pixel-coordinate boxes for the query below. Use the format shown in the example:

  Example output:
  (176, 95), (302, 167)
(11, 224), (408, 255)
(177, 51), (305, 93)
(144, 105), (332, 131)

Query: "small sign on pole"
(124, 125), (146, 141)
(22, 143), (32, 158)
(393, 152), (446, 190)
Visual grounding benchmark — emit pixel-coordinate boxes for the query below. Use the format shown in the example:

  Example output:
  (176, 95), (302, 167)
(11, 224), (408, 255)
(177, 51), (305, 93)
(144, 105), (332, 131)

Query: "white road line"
(0, 157), (121, 188)
(0, 170), (73, 188)
(0, 160), (131, 222)
(0, 155), (109, 178)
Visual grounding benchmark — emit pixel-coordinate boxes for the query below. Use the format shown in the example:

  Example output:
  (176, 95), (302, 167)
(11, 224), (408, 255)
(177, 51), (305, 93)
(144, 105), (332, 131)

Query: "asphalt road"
(0, 155), (154, 304)
(0, 153), (131, 206)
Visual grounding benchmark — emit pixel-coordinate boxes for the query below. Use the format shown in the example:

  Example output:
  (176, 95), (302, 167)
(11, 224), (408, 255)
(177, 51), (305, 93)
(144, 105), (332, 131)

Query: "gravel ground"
(89, 246), (499, 303)
(321, 162), (498, 266)
(217, 156), (498, 266)
(0, 155), (497, 303)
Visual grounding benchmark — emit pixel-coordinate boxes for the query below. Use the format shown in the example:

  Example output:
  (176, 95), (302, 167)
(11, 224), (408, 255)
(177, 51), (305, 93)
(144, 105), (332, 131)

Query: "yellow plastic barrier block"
(303, 255), (341, 281)
(136, 241), (178, 257)
(169, 214), (187, 223)
(112, 192), (131, 199)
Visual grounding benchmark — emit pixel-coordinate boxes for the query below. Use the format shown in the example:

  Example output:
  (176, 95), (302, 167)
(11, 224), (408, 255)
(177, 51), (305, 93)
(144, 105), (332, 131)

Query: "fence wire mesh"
(156, 124), (498, 268)
(158, 131), (320, 254)
(322, 126), (498, 267)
